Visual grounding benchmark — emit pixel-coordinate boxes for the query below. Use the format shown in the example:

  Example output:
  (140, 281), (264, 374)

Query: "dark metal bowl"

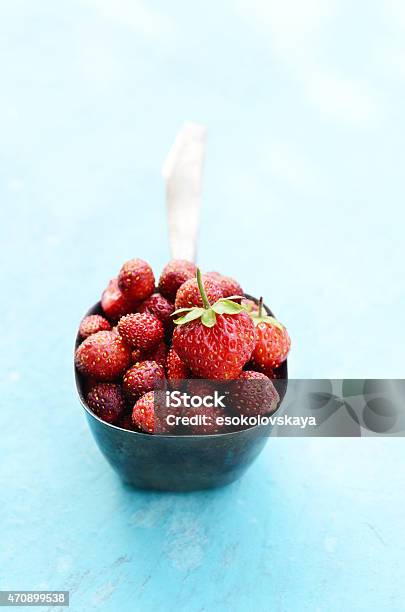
(74, 298), (288, 491)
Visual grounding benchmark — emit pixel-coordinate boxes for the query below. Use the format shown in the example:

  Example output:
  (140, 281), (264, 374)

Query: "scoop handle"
(162, 122), (206, 262)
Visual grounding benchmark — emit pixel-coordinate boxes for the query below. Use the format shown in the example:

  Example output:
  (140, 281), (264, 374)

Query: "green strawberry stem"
(258, 296), (264, 318)
(196, 268), (211, 309)
(172, 270), (245, 327)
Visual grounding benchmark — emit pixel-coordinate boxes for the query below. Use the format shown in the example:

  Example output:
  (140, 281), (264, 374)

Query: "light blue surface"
(1, 2), (405, 610)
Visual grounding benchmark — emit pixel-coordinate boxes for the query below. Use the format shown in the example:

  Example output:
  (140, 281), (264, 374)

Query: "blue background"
(1, 1), (404, 610)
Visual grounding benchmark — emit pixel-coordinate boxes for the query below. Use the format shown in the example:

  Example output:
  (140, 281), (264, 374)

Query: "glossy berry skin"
(132, 391), (155, 433)
(173, 312), (256, 380)
(251, 322), (291, 370)
(118, 258), (155, 303)
(158, 259), (197, 301)
(123, 360), (165, 402)
(117, 313), (164, 351)
(175, 276), (223, 309)
(207, 272), (243, 298)
(101, 278), (134, 322)
(86, 383), (125, 424)
(75, 331), (132, 381)
(231, 371), (279, 417)
(166, 348), (190, 380)
(138, 293), (174, 333)
(132, 391), (176, 434)
(79, 315), (111, 339)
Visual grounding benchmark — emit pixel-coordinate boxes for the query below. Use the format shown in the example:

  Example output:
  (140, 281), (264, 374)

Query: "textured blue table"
(1, 2), (405, 610)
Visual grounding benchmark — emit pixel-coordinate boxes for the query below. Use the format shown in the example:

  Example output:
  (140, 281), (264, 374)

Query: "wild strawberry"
(118, 258), (155, 303)
(138, 293), (174, 333)
(86, 382), (125, 423)
(132, 391), (174, 434)
(123, 360), (165, 402)
(101, 278), (134, 322)
(231, 371), (279, 417)
(79, 314), (111, 339)
(206, 271), (243, 298)
(172, 269), (256, 379)
(175, 275), (223, 309)
(132, 391), (155, 433)
(189, 405), (226, 435)
(144, 341), (168, 368)
(166, 348), (190, 380)
(250, 298), (290, 370)
(75, 331), (132, 381)
(117, 313), (164, 350)
(158, 259), (196, 301)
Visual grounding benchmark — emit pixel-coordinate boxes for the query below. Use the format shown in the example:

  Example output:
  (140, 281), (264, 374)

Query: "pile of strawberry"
(75, 258), (290, 434)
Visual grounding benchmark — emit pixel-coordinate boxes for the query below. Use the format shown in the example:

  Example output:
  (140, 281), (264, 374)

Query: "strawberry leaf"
(171, 307), (195, 316)
(212, 299), (244, 315)
(174, 308), (205, 325)
(201, 309), (216, 327)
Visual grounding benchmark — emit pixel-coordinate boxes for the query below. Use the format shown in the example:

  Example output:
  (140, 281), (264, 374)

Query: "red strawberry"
(172, 269), (256, 379)
(250, 298), (290, 370)
(123, 360), (165, 402)
(144, 341), (168, 368)
(132, 391), (155, 433)
(132, 391), (174, 434)
(118, 258), (155, 303)
(189, 405), (226, 435)
(158, 259), (197, 301)
(207, 271), (243, 298)
(86, 382), (125, 423)
(117, 313), (164, 350)
(101, 278), (134, 322)
(138, 293), (174, 333)
(75, 331), (132, 381)
(175, 275), (223, 310)
(231, 371), (279, 417)
(166, 348), (190, 380)
(79, 314), (111, 339)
